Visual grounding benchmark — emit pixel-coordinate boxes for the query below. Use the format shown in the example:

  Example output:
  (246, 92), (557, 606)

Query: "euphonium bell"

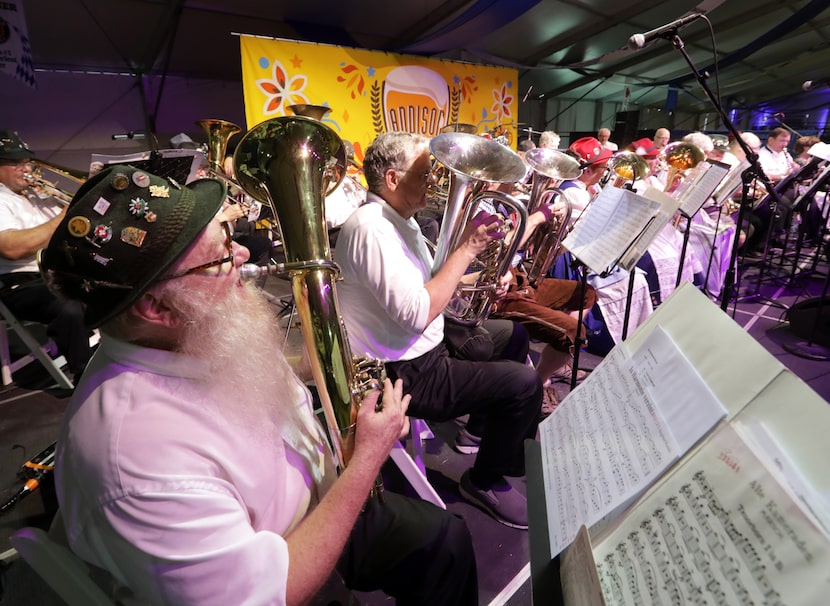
(607, 151), (651, 188)
(661, 141), (705, 192)
(430, 132), (529, 325)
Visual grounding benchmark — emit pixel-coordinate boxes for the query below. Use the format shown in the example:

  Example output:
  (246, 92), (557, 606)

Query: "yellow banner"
(240, 36), (518, 164)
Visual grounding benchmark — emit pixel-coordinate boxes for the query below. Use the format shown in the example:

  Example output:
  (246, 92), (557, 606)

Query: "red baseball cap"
(629, 137), (660, 158)
(569, 137), (613, 167)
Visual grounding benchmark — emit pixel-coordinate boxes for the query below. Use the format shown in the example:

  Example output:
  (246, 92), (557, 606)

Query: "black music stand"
(783, 266), (830, 361)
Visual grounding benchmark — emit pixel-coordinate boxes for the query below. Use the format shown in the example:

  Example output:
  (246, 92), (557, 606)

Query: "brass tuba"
(430, 132), (529, 326)
(522, 148), (582, 286)
(233, 116), (385, 496)
(196, 119), (241, 176)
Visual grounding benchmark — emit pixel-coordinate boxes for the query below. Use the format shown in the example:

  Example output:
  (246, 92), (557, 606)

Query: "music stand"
(783, 266), (830, 361)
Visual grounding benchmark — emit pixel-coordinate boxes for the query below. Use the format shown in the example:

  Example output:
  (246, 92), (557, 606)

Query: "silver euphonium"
(522, 147), (582, 287)
(233, 116), (385, 497)
(430, 132), (530, 326)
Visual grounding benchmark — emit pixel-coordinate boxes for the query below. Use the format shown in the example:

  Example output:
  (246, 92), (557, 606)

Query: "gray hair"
(363, 132), (430, 194)
(539, 130), (560, 149)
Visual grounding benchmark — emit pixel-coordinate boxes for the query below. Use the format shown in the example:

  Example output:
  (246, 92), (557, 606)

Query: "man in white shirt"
(0, 129), (90, 377)
(41, 164), (477, 605)
(597, 127), (618, 151)
(334, 132), (543, 530)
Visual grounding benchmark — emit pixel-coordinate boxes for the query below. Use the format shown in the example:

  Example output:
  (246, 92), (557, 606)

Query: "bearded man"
(41, 165), (476, 605)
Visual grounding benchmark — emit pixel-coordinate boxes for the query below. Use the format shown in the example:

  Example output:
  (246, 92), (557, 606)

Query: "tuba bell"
(522, 147), (582, 286)
(196, 119), (241, 176)
(430, 132), (529, 326)
(232, 116), (385, 496)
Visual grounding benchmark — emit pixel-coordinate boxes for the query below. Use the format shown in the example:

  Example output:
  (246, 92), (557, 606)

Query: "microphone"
(803, 78), (830, 91)
(628, 12), (705, 50)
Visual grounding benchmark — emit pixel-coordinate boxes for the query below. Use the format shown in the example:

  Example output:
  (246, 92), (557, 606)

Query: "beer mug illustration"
(383, 66), (449, 138)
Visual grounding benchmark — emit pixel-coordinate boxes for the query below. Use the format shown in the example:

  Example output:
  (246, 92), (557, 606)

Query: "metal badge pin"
(92, 196), (111, 216)
(90, 253), (112, 266)
(128, 197), (148, 218)
(132, 171), (151, 188)
(67, 216), (91, 238)
(120, 226), (147, 247)
(145, 211), (157, 223)
(149, 184), (170, 198)
(111, 173), (130, 191)
(92, 224), (113, 243)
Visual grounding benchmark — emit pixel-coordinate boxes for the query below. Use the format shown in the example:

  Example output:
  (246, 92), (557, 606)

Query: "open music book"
(530, 284), (830, 605)
(562, 186), (663, 275)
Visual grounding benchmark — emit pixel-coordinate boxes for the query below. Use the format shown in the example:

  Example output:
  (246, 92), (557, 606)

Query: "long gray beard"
(167, 281), (300, 442)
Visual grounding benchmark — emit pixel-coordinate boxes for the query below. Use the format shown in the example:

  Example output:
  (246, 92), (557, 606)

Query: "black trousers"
(0, 274), (91, 376)
(337, 491), (478, 605)
(385, 320), (542, 480)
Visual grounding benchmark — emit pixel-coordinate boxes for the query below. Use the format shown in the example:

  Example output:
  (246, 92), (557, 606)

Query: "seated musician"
(43, 164), (477, 605)
(549, 137), (654, 355)
(333, 132), (543, 530)
(0, 129), (91, 379)
(489, 193), (597, 415)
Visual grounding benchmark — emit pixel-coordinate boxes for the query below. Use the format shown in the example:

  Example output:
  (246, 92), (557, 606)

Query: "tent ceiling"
(21, 0), (830, 126)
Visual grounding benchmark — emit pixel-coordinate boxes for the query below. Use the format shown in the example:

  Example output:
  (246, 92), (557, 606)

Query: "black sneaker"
(459, 470), (528, 529)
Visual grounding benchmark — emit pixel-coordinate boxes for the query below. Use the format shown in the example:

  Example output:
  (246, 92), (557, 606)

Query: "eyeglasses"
(158, 222), (234, 281)
(398, 168), (433, 181)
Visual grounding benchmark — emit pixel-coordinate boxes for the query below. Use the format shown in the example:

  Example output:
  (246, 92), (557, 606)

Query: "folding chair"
(10, 522), (115, 606)
(0, 298), (74, 390)
(389, 418), (446, 509)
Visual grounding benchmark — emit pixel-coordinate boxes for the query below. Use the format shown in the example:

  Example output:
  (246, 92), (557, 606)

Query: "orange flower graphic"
(256, 59), (310, 115)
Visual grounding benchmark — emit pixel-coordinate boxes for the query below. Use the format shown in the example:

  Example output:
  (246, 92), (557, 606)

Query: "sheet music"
(616, 187), (679, 272)
(593, 423), (830, 605)
(673, 160), (730, 217)
(563, 186), (661, 274)
(539, 326), (727, 558)
(712, 160), (750, 206)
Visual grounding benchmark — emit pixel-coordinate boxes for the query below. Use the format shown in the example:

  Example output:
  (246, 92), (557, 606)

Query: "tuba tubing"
(233, 116), (385, 497)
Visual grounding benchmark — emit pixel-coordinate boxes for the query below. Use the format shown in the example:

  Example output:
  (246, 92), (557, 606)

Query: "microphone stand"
(650, 30), (783, 314)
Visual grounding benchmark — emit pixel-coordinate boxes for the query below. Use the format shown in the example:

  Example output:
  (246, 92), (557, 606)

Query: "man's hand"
(354, 378), (411, 461)
(458, 211), (504, 258)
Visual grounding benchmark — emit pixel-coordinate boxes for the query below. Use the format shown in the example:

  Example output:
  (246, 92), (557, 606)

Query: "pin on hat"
(0, 130), (36, 162)
(39, 164), (226, 328)
(568, 137), (613, 167)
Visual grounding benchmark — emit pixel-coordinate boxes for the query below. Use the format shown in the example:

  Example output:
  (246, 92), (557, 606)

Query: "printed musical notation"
(563, 186), (661, 275)
(539, 326), (727, 558)
(593, 424), (830, 605)
(539, 345), (678, 557)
